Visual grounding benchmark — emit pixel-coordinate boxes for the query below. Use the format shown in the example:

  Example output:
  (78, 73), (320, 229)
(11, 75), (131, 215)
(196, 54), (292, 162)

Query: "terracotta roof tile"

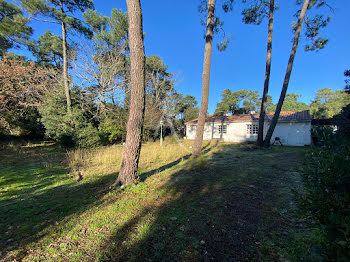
(185, 110), (311, 124)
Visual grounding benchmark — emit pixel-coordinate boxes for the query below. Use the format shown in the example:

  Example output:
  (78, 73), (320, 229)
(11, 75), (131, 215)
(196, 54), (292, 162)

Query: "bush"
(295, 141), (350, 261)
(98, 119), (126, 144)
(311, 126), (334, 146)
(39, 86), (101, 148)
(335, 104), (350, 139)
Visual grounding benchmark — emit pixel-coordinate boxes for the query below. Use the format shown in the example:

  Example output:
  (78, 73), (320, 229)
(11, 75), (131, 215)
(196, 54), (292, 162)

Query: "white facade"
(185, 120), (311, 146)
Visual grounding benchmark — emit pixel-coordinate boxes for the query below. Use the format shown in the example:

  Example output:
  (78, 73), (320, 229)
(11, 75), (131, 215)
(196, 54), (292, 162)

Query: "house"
(184, 110), (312, 146)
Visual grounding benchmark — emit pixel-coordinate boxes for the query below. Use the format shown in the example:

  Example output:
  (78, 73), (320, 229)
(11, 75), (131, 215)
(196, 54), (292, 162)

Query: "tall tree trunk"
(192, 0), (215, 156)
(116, 0), (146, 186)
(60, 2), (71, 114)
(257, 0), (274, 147)
(263, 0), (310, 147)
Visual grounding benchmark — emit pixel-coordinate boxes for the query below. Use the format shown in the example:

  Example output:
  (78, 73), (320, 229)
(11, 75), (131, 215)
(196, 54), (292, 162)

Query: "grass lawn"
(0, 139), (321, 261)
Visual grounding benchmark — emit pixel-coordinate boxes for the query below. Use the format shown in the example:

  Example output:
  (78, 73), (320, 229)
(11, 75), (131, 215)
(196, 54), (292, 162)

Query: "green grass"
(0, 140), (320, 261)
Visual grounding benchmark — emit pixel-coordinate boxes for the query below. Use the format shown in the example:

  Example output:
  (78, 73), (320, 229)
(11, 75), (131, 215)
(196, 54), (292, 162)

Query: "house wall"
(185, 121), (311, 146)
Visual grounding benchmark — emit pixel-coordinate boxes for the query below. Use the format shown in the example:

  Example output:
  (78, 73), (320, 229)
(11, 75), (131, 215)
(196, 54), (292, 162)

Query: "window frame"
(219, 125), (227, 134)
(247, 124), (258, 135)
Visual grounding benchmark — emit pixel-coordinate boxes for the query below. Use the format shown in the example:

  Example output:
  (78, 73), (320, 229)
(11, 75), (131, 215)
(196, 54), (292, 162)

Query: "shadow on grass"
(1, 141), (218, 257)
(0, 174), (118, 255)
(0, 145), (119, 256)
(2, 142), (303, 261)
(97, 144), (296, 261)
(139, 141), (217, 182)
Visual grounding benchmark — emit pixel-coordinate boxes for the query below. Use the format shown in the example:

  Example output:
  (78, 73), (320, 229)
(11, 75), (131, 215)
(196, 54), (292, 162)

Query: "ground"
(0, 139), (321, 261)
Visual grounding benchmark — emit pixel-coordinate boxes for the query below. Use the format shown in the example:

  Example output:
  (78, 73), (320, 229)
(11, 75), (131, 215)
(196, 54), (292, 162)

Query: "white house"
(185, 110), (311, 146)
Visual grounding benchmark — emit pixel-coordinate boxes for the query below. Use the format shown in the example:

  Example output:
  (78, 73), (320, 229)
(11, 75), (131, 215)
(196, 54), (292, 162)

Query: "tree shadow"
(97, 144), (295, 261)
(0, 147), (119, 256)
(2, 142), (303, 260)
(139, 141), (217, 182)
(1, 141), (218, 258)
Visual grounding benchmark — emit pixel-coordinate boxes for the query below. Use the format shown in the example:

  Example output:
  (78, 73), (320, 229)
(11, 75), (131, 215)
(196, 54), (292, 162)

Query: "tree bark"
(116, 0), (146, 186)
(192, 0), (215, 156)
(122, 45), (130, 107)
(60, 1), (71, 114)
(263, 0), (310, 147)
(257, 0), (274, 147)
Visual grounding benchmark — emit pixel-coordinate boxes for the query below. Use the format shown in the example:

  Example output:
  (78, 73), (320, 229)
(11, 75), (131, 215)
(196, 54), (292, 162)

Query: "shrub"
(76, 123), (101, 148)
(335, 104), (350, 139)
(39, 86), (101, 148)
(311, 125), (334, 146)
(295, 141), (350, 261)
(98, 119), (126, 144)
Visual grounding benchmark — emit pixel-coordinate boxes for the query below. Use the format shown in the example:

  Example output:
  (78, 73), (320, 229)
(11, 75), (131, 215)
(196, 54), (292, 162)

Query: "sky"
(14, 0), (350, 114)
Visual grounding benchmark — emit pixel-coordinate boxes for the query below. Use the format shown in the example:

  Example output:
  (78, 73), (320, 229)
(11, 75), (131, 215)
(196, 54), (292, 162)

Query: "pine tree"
(263, 0), (331, 146)
(193, 0), (216, 156)
(28, 30), (65, 67)
(263, 0), (310, 146)
(21, 0), (94, 113)
(220, 0), (276, 146)
(0, 0), (32, 55)
(83, 8), (129, 115)
(257, 0), (274, 147)
(115, 0), (146, 186)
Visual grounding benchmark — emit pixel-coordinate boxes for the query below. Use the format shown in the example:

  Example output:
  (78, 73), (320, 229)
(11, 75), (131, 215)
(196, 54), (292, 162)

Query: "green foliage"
(39, 86), (100, 148)
(294, 0), (331, 52)
(267, 93), (309, 112)
(256, 94), (273, 111)
(310, 88), (350, 119)
(222, 0), (278, 26)
(241, 1), (270, 25)
(78, 9), (130, 120)
(75, 122), (101, 148)
(145, 55), (174, 100)
(0, 107), (44, 137)
(214, 89), (260, 115)
(304, 15), (330, 51)
(27, 30), (64, 67)
(83, 8), (129, 97)
(295, 140), (350, 261)
(173, 93), (198, 121)
(84, 8), (128, 50)
(217, 38), (230, 52)
(334, 104), (350, 139)
(2, 52), (27, 60)
(98, 118), (126, 144)
(21, 0), (94, 38)
(311, 125), (334, 146)
(169, 93), (198, 136)
(183, 106), (199, 123)
(0, 0), (32, 54)
(198, 0), (231, 51)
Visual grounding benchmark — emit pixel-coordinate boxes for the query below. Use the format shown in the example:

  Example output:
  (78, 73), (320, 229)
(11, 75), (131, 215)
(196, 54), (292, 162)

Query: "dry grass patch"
(66, 140), (197, 178)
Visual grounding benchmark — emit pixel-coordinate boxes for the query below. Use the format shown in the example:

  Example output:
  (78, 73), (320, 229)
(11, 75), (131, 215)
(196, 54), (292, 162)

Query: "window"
(219, 125), (227, 134)
(247, 124), (258, 135)
(253, 124), (258, 134)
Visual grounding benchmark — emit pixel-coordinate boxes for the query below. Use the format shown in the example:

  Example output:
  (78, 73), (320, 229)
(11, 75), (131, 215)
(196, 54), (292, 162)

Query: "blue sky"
(16, 0), (350, 114)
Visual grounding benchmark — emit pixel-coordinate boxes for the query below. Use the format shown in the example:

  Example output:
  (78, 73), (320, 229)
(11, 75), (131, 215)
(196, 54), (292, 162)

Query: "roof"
(185, 110), (311, 124)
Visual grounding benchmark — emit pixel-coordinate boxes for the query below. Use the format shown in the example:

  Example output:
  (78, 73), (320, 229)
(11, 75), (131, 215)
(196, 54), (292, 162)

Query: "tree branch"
(29, 17), (60, 24)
